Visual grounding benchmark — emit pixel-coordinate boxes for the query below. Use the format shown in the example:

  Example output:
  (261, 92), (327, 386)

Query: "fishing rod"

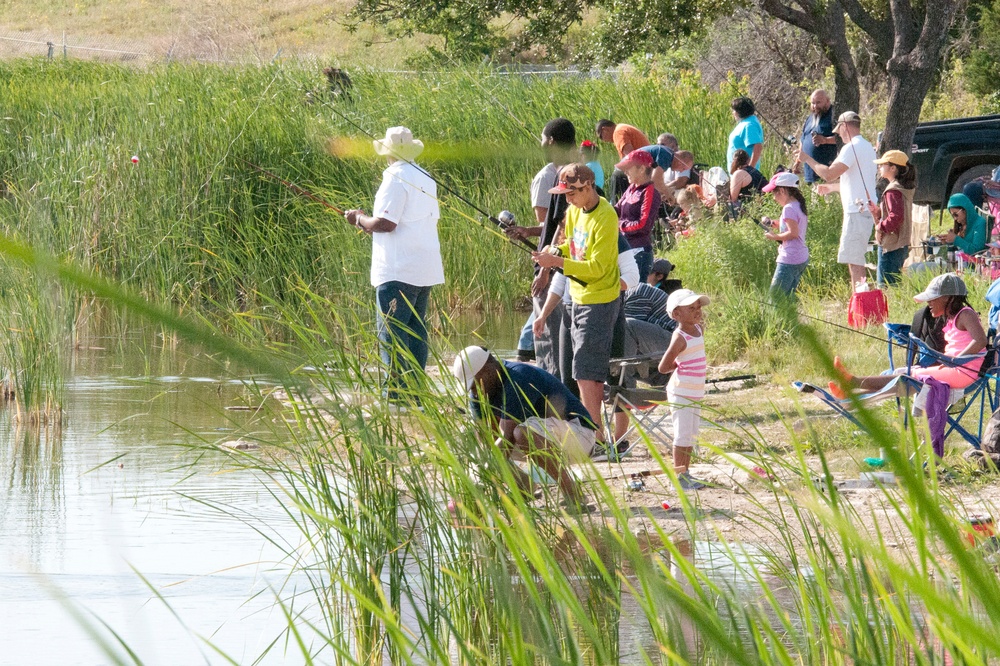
(699, 58), (796, 147)
(846, 129), (874, 206)
(324, 102), (537, 253)
(242, 159), (345, 214)
(745, 292), (985, 372)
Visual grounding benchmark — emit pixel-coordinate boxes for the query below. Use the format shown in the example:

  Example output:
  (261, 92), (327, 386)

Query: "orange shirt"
(612, 124), (650, 158)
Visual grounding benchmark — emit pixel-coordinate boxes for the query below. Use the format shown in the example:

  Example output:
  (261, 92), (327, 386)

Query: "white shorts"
(837, 211), (874, 265)
(517, 416), (598, 464)
(667, 395), (701, 449)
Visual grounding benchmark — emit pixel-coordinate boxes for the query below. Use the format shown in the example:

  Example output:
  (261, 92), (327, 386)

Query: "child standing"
(762, 172), (809, 297)
(658, 288), (710, 490)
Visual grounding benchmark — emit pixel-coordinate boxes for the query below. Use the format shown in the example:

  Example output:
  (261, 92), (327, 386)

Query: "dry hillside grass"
(0, 0), (435, 65)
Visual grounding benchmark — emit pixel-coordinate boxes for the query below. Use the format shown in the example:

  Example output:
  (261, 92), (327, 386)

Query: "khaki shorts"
(837, 211), (874, 265)
(516, 416), (598, 464)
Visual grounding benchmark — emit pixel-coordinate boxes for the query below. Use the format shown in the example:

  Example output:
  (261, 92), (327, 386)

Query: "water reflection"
(0, 337), (310, 665)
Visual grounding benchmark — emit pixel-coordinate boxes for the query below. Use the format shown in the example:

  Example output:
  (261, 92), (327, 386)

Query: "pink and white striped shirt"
(666, 326), (706, 401)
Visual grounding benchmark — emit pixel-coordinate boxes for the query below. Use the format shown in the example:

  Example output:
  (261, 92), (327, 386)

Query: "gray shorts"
(838, 211), (874, 265)
(571, 299), (620, 381)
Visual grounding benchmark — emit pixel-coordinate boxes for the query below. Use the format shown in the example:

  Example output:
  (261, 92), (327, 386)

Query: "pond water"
(0, 314), (802, 664)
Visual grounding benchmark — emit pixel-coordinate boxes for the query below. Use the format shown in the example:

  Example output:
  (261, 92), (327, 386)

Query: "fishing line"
(699, 58), (796, 148)
(744, 292), (984, 372)
(323, 102), (537, 253)
(442, 55), (538, 144)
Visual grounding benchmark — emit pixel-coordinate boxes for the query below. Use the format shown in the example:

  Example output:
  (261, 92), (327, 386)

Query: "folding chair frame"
(795, 323), (998, 450)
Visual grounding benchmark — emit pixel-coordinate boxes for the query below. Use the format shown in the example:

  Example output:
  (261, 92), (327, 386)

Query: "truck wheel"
(951, 164), (998, 197)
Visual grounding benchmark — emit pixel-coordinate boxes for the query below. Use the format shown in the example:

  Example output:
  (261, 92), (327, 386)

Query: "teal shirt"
(948, 193), (988, 255)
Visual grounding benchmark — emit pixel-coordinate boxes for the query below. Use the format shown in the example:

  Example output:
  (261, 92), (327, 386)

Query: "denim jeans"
(770, 261), (808, 296)
(518, 311), (535, 351)
(877, 246), (907, 288)
(376, 281), (433, 397)
(633, 248), (653, 284)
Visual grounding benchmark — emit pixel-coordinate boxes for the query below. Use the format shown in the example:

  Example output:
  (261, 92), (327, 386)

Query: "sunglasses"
(558, 182), (587, 193)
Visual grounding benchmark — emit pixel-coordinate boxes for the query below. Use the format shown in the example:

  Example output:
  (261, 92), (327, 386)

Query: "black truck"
(907, 114), (1000, 207)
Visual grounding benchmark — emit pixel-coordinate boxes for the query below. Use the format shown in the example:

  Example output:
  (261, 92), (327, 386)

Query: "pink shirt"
(942, 306), (984, 375)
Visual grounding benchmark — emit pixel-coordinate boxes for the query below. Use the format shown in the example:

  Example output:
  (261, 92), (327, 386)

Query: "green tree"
(965, 0), (1000, 100)
(346, 0), (732, 64)
(755, 0), (970, 151)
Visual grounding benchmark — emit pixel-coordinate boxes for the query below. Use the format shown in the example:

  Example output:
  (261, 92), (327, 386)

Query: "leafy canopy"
(346, 0), (735, 64)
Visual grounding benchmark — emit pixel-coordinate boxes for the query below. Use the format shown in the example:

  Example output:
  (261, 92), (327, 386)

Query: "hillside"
(0, 0), (434, 66)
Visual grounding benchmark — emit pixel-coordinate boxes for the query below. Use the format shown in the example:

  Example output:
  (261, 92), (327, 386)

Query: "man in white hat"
(795, 111), (877, 292)
(452, 345), (595, 510)
(345, 127), (444, 402)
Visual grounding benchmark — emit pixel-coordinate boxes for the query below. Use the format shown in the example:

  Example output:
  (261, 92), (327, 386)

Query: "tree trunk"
(880, 62), (937, 152)
(755, 0), (860, 117)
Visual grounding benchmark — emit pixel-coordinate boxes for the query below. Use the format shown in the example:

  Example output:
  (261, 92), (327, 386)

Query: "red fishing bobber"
(661, 501), (671, 510)
(131, 155), (139, 164)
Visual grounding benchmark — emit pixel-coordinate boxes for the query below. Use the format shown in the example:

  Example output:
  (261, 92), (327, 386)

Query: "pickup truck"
(908, 114), (1000, 207)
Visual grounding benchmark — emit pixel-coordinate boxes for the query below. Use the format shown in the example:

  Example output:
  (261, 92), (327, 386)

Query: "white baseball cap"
(451, 346), (491, 391)
(762, 171), (799, 192)
(666, 288), (710, 316)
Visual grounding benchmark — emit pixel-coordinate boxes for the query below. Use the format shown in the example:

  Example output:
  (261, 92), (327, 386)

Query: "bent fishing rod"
(699, 58), (796, 148)
(242, 159), (345, 214)
(324, 103), (537, 253)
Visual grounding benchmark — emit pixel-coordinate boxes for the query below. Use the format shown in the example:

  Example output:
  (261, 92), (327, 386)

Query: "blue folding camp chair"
(794, 322), (999, 449)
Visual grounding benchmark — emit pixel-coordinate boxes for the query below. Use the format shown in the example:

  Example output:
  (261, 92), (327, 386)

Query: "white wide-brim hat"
(373, 126), (424, 161)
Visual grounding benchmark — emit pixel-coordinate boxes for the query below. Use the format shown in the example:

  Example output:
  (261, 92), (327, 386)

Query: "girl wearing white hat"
(762, 171), (809, 297)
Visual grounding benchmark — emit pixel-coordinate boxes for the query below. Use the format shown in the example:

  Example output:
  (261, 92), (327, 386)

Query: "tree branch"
(838, 0), (893, 60)
(755, 0), (817, 33)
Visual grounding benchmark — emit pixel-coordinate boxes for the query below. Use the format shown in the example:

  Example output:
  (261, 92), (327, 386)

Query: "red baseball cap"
(615, 148), (654, 170)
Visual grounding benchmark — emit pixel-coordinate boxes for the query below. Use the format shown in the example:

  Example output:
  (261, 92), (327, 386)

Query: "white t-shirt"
(370, 161), (445, 288)
(530, 163), (559, 210)
(833, 136), (877, 214)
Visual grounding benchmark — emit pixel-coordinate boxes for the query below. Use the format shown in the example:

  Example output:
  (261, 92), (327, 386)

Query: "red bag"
(847, 289), (889, 328)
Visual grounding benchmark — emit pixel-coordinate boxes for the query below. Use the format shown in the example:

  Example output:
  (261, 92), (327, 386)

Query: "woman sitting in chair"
(830, 273), (987, 398)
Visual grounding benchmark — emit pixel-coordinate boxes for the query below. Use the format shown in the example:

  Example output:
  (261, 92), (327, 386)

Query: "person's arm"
(954, 217), (987, 255)
(533, 207), (548, 224)
(344, 210), (397, 234)
(532, 276), (565, 337)
(664, 173), (689, 190)
(796, 146), (850, 182)
(506, 224), (542, 240)
(749, 143), (762, 169)
(954, 308), (988, 356)
(657, 330), (687, 374)
(765, 216), (799, 242)
(618, 248), (639, 290)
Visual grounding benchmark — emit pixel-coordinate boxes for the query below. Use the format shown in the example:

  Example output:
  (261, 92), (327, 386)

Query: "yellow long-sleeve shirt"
(556, 197), (621, 305)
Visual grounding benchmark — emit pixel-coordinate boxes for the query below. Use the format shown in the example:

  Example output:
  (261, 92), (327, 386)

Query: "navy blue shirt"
(638, 145), (675, 170)
(800, 107), (836, 184)
(471, 360), (596, 429)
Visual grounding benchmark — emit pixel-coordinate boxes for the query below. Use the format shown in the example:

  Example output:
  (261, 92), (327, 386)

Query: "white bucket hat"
(373, 126), (424, 161)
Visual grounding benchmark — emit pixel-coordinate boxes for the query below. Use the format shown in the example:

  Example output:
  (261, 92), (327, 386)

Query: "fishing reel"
(496, 210), (515, 230)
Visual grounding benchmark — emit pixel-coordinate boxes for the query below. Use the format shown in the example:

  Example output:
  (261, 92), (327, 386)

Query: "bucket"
(967, 513), (996, 545)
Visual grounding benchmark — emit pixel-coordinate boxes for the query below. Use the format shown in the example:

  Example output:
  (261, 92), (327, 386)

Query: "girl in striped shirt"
(658, 289), (710, 490)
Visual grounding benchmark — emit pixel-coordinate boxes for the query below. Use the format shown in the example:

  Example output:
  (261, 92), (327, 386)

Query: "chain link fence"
(0, 29), (297, 65)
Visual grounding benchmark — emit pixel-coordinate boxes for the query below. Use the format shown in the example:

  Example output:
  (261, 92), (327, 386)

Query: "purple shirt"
(777, 201), (809, 265)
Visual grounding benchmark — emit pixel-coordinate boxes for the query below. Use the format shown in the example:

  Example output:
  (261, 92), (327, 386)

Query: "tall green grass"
(124, 290), (1000, 665)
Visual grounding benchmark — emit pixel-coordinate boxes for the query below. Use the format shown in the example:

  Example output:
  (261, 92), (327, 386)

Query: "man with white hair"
(345, 126), (444, 403)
